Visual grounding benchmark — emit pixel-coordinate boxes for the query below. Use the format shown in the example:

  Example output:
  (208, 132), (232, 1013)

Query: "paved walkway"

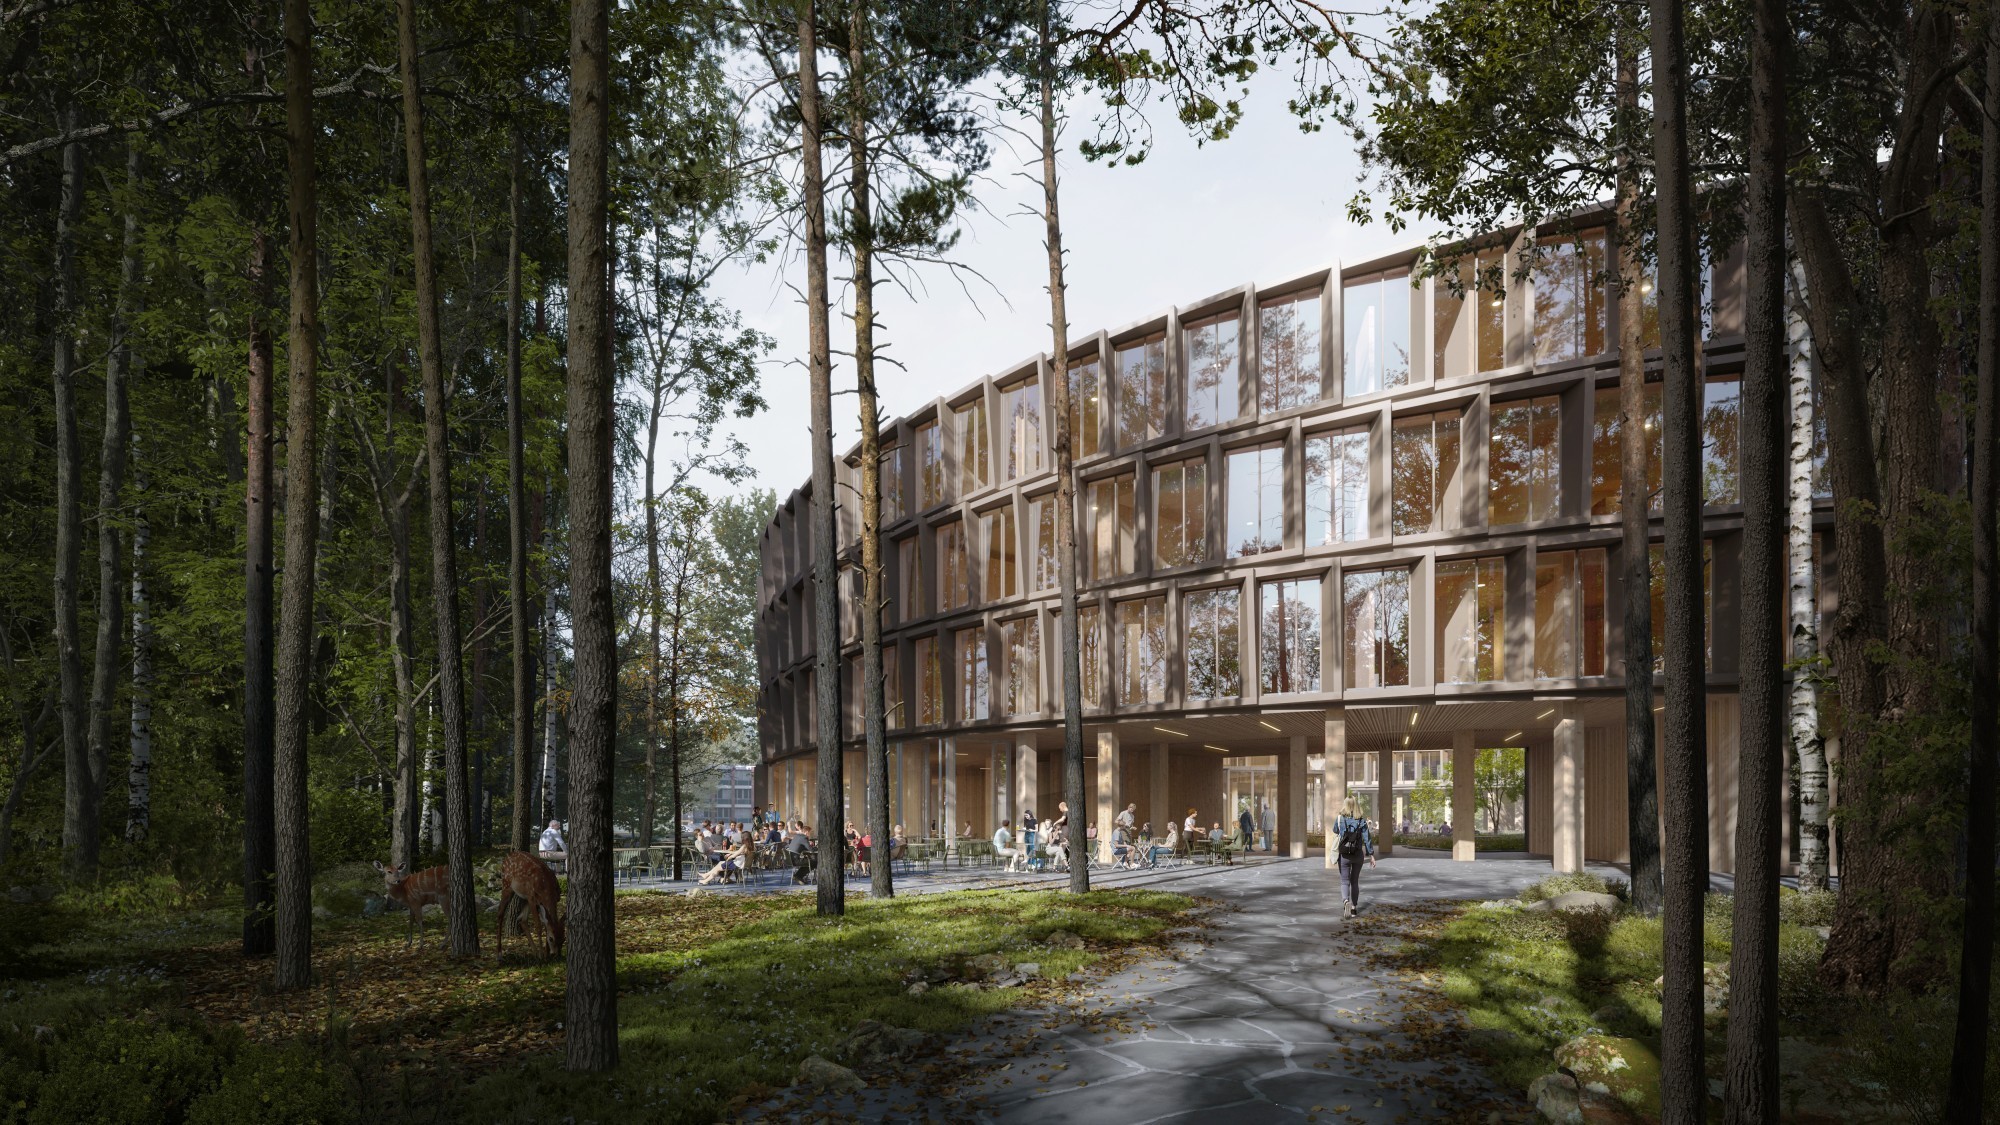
(760, 852), (1629, 1124)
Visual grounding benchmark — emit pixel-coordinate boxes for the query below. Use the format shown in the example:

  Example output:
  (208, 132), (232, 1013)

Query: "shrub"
(26, 1018), (219, 1125)
(1775, 925), (1826, 1015)
(187, 1043), (358, 1125)
(1519, 871), (1622, 904)
(1777, 887), (1837, 928)
(311, 785), (388, 874)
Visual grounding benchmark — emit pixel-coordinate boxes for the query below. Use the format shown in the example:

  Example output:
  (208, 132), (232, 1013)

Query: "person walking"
(1236, 803), (1255, 850)
(1329, 798), (1378, 918)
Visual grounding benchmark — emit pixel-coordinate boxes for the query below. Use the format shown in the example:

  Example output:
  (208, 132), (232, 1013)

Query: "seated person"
(1157, 822), (1180, 865)
(889, 824), (908, 861)
(697, 837), (753, 885)
(537, 819), (568, 871)
(992, 820), (1021, 871)
(1110, 825), (1133, 869)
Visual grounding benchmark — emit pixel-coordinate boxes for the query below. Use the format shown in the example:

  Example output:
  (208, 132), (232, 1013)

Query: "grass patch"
(1, 885), (1194, 1124)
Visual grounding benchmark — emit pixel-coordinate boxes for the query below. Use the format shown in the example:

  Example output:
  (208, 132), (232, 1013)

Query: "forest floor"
(0, 877), (1198, 1123)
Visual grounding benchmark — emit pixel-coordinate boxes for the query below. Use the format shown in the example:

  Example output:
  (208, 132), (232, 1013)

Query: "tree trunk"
(640, 388), (662, 850)
(119, 142), (153, 846)
(388, 441), (420, 869)
(798, 0), (844, 916)
(243, 226), (278, 956)
(506, 130), (535, 853)
(847, 0), (893, 900)
(1035, 1), (1088, 894)
(543, 507), (559, 823)
(396, 0), (476, 958)
(472, 480), (491, 848)
(1785, 268), (1827, 891)
(53, 120), (91, 881)
(1724, 0), (1787, 1112)
(1650, 0), (1707, 1114)
(87, 138), (140, 864)
(1945, 19), (2000, 1116)
(1807, 8), (1956, 994)
(668, 533), (690, 881)
(563, 0), (618, 1069)
(273, 0), (323, 989)
(1613, 20), (1661, 919)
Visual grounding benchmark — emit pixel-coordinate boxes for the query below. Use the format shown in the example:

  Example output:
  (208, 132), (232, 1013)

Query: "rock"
(1703, 962), (1730, 1016)
(1529, 1072), (1583, 1124)
(1812, 925), (1831, 941)
(963, 952), (1011, 980)
(795, 1055), (865, 1094)
(906, 981), (929, 997)
(476, 895), (498, 913)
(1523, 898), (1555, 914)
(362, 894), (386, 918)
(836, 1020), (926, 1066)
(1552, 1035), (1662, 1119)
(1043, 929), (1085, 950)
(1015, 962), (1041, 979)
(1546, 890), (1621, 914)
(1536, 994), (1569, 1013)
(686, 887), (709, 898)
(312, 905), (334, 921)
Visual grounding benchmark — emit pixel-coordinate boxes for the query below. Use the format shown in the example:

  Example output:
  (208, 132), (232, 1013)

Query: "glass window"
(1534, 231), (1608, 364)
(1392, 411), (1461, 535)
(1476, 248), (1507, 372)
(916, 420), (945, 509)
(1078, 603), (1104, 709)
(1489, 394), (1562, 525)
(1435, 556), (1505, 684)
(1703, 376), (1741, 505)
(1636, 255), (1715, 348)
(1116, 596), (1168, 705)
(955, 627), (989, 721)
(1227, 444), (1285, 557)
(1342, 568), (1410, 689)
(915, 636), (942, 724)
(981, 505), (1017, 601)
(1343, 271), (1412, 397)
(999, 377), (1044, 481)
(1184, 314), (1241, 431)
(935, 520), (969, 611)
(1086, 473), (1136, 580)
(1115, 335), (1168, 449)
(1067, 357), (1102, 458)
(897, 536), (921, 620)
(1305, 428), (1370, 545)
(884, 644), (905, 729)
(1535, 548), (1608, 678)
(954, 397), (989, 495)
(1259, 289), (1323, 413)
(1259, 578), (1322, 694)
(1002, 616), (1040, 716)
(1029, 494), (1059, 592)
(882, 445), (905, 523)
(1348, 752), (1377, 785)
(1184, 587), (1242, 699)
(1590, 383), (1663, 516)
(1153, 457), (1208, 568)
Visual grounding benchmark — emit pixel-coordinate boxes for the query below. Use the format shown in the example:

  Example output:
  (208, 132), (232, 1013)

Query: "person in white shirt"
(538, 820), (567, 872)
(992, 820), (1021, 871)
(1116, 803), (1138, 832)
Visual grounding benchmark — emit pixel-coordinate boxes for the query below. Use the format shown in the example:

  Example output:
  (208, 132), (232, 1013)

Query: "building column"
(1015, 736), (1038, 825)
(990, 743), (1008, 830)
(1452, 729), (1476, 862)
(942, 738), (958, 839)
(1095, 729), (1121, 855)
(1323, 711), (1347, 869)
(1376, 746), (1395, 857)
(1283, 736), (1309, 858)
(1150, 744), (1171, 837)
(1552, 703), (1586, 873)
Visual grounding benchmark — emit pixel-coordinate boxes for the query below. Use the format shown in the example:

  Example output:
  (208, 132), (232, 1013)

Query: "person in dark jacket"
(1328, 798), (1378, 918)
(1236, 805), (1255, 849)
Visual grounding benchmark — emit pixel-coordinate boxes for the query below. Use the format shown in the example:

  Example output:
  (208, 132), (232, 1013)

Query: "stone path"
(757, 852), (1630, 1124)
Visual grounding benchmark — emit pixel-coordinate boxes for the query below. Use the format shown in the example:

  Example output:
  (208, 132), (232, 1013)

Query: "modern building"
(753, 216), (1831, 872)
(687, 763), (758, 826)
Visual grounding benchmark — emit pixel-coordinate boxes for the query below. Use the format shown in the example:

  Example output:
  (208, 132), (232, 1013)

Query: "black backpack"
(1337, 817), (1367, 860)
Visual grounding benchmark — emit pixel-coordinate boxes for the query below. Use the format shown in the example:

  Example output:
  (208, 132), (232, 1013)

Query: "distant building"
(687, 763), (757, 825)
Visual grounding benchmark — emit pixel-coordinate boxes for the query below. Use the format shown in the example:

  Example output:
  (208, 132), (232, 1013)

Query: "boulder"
(963, 952), (1011, 980)
(1552, 1035), (1661, 1120)
(795, 1055), (865, 1094)
(906, 981), (929, 997)
(1546, 891), (1621, 914)
(1703, 963), (1730, 1016)
(1043, 929), (1086, 950)
(1015, 962), (1041, 979)
(837, 1020), (927, 1066)
(1528, 1072), (1583, 1124)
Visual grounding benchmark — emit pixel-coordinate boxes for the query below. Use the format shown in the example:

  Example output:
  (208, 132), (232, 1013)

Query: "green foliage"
(1472, 747), (1524, 831)
(309, 784), (389, 875)
(22, 1019), (220, 1125)
(1777, 887), (1837, 929)
(187, 1044), (358, 1125)
(1516, 870), (1626, 904)
(1407, 762), (1450, 826)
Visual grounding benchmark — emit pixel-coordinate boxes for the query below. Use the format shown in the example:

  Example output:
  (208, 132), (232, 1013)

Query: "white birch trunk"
(126, 438), (153, 843)
(1787, 268), (1829, 890)
(421, 692), (440, 850)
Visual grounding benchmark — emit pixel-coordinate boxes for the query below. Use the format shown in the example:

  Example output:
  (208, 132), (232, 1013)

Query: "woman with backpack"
(1329, 798), (1378, 919)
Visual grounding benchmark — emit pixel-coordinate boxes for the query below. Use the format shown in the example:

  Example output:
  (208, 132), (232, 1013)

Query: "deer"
(496, 849), (564, 960)
(374, 861), (470, 951)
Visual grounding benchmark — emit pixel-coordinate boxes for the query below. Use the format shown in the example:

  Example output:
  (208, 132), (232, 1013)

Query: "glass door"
(1222, 755), (1279, 850)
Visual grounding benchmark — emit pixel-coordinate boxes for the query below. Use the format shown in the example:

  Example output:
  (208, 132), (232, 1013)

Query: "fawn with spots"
(496, 849), (565, 959)
(375, 861), (471, 951)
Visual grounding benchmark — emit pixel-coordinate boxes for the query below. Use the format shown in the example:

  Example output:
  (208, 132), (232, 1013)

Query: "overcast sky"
(699, 70), (1439, 503)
